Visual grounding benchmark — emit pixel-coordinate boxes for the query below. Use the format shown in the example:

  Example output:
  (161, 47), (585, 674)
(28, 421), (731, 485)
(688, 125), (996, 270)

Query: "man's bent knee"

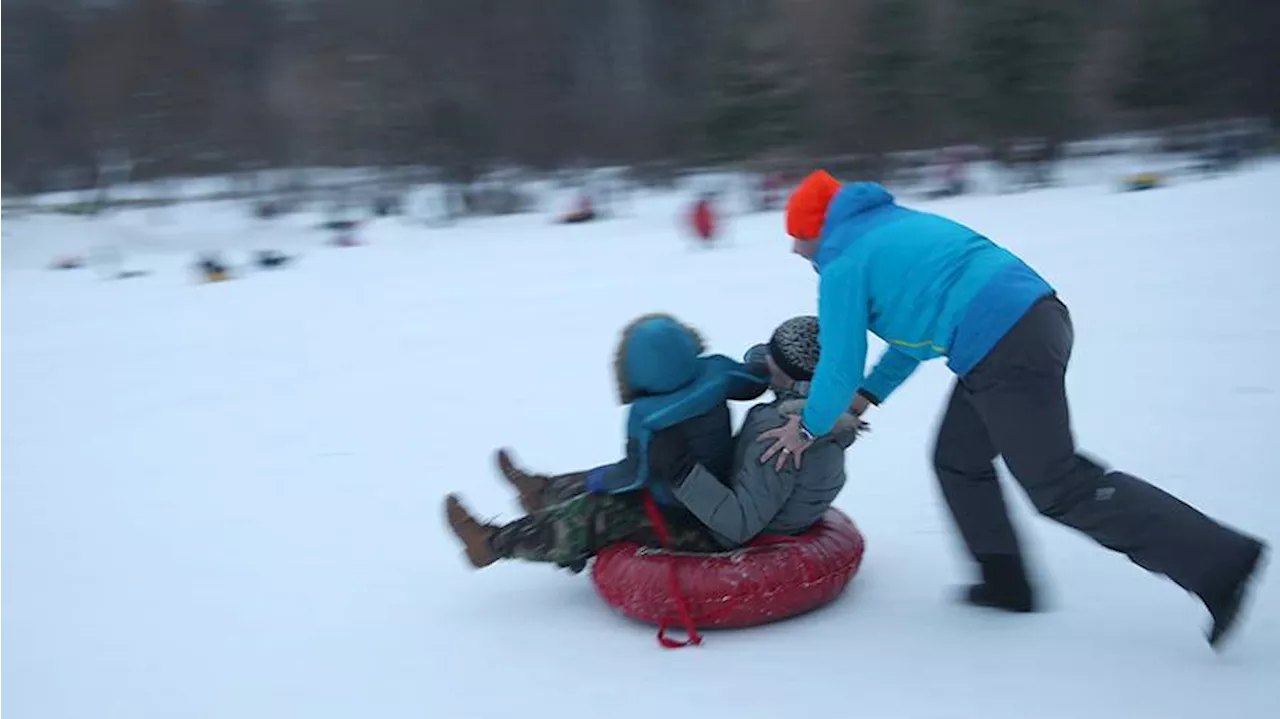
(932, 440), (995, 483)
(1021, 454), (1107, 519)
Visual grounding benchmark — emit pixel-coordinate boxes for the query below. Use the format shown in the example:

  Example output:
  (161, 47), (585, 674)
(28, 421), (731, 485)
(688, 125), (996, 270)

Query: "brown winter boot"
(495, 448), (550, 514)
(444, 494), (500, 568)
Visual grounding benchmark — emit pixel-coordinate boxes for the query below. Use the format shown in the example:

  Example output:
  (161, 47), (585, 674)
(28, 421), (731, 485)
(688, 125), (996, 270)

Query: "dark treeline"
(4, 0), (1277, 194)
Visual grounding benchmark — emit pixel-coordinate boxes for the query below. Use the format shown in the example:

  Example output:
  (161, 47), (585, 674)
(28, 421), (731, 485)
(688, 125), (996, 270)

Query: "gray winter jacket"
(672, 398), (860, 548)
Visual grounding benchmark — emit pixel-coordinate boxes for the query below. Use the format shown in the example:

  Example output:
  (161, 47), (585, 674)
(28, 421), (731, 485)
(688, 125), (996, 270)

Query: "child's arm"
(586, 424), (701, 499)
(706, 353), (771, 401)
(583, 439), (644, 495)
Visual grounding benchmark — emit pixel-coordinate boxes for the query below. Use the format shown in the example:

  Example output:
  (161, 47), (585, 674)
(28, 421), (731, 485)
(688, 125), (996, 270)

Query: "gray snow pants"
(933, 294), (1256, 598)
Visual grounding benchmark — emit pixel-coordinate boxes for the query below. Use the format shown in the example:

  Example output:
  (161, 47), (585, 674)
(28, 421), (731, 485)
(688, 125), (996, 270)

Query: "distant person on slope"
(758, 169), (1267, 650)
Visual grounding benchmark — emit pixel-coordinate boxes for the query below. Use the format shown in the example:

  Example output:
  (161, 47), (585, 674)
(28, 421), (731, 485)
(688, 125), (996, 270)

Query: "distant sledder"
(195, 253), (232, 283)
(689, 193), (717, 244)
(557, 194), (597, 224)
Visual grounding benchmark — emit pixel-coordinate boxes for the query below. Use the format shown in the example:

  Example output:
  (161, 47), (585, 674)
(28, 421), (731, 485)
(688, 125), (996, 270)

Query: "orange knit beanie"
(785, 170), (842, 241)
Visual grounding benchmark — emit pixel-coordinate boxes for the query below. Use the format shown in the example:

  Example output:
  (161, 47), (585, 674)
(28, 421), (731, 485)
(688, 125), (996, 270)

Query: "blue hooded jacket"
(801, 183), (1054, 436)
(586, 315), (769, 505)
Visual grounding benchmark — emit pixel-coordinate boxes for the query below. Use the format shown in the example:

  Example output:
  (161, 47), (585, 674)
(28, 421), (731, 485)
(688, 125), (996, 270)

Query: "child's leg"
(495, 448), (590, 513)
(619, 499), (729, 554)
(447, 490), (729, 572)
(491, 492), (727, 567)
(542, 472), (589, 506)
(490, 492), (649, 568)
(661, 516), (729, 554)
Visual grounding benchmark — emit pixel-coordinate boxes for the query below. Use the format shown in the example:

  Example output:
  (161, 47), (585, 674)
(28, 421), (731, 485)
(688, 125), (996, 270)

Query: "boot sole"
(959, 584), (1037, 613)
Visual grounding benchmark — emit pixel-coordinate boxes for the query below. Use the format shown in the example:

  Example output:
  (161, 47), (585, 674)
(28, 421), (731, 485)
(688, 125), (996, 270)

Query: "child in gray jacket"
(671, 316), (865, 547)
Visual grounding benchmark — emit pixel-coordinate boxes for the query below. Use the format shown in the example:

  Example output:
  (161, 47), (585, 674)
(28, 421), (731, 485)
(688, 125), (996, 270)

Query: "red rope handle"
(640, 491), (703, 649)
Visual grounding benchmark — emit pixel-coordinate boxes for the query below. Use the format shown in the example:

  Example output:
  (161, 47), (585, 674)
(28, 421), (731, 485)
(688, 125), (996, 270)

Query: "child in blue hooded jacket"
(585, 312), (772, 504)
(760, 170), (1267, 650)
(444, 313), (771, 570)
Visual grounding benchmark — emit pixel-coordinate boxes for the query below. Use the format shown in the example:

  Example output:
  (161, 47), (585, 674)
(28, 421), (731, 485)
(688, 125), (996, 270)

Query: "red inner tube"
(592, 506), (866, 645)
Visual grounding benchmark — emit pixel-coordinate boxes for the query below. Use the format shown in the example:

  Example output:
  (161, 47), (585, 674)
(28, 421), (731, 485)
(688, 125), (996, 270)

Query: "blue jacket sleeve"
(859, 346), (921, 403)
(585, 439), (643, 494)
(802, 262), (869, 436)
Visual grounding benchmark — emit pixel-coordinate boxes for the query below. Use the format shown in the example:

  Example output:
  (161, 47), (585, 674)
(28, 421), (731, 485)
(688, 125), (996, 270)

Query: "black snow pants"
(932, 294), (1258, 598)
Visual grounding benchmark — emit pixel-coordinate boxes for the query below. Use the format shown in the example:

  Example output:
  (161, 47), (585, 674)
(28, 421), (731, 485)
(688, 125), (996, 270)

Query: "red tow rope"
(640, 491), (703, 649)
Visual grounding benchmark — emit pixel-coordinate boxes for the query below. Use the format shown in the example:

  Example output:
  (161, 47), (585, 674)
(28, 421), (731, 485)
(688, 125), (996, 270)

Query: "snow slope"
(3, 166), (1279, 719)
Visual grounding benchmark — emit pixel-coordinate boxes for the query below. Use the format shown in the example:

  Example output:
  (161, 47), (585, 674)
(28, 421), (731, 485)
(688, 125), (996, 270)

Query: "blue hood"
(813, 182), (904, 270)
(615, 315), (704, 403)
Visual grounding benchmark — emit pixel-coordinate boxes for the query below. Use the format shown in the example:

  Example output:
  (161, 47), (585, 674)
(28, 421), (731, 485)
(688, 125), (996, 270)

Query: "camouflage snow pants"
(489, 473), (724, 570)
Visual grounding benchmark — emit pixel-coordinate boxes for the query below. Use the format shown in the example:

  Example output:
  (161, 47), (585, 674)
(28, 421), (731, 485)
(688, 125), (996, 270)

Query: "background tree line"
(4, 0), (1277, 194)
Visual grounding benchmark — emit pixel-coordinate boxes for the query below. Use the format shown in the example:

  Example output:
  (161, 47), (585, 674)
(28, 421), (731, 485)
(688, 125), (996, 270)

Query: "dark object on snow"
(962, 554), (1036, 612)
(560, 209), (596, 224)
(320, 219), (362, 246)
(255, 250), (291, 269)
(559, 195), (597, 224)
(195, 254), (231, 282)
(1122, 173), (1164, 192)
(320, 219), (359, 232)
(51, 255), (85, 270)
(373, 194), (402, 217)
(1203, 540), (1267, 649)
(254, 200), (282, 219)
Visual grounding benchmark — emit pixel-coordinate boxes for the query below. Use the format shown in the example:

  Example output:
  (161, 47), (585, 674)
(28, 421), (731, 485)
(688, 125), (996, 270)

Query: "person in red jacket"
(691, 193), (717, 242)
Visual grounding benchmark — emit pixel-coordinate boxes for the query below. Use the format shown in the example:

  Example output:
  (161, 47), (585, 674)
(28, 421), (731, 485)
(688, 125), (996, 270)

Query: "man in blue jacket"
(761, 169), (1267, 650)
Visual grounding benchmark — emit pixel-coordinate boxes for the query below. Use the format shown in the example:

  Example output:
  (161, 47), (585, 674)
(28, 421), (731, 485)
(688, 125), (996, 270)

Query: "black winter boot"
(964, 553), (1037, 613)
(1201, 538), (1267, 650)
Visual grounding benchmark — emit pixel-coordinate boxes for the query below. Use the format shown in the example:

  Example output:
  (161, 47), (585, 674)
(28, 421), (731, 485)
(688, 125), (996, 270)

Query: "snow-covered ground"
(3, 164), (1278, 719)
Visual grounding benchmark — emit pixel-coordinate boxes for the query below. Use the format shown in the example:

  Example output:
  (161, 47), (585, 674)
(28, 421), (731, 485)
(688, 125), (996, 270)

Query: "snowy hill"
(3, 164), (1277, 719)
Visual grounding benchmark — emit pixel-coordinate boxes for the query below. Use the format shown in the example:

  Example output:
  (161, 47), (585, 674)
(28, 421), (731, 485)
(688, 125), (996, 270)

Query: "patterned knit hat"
(769, 316), (820, 381)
